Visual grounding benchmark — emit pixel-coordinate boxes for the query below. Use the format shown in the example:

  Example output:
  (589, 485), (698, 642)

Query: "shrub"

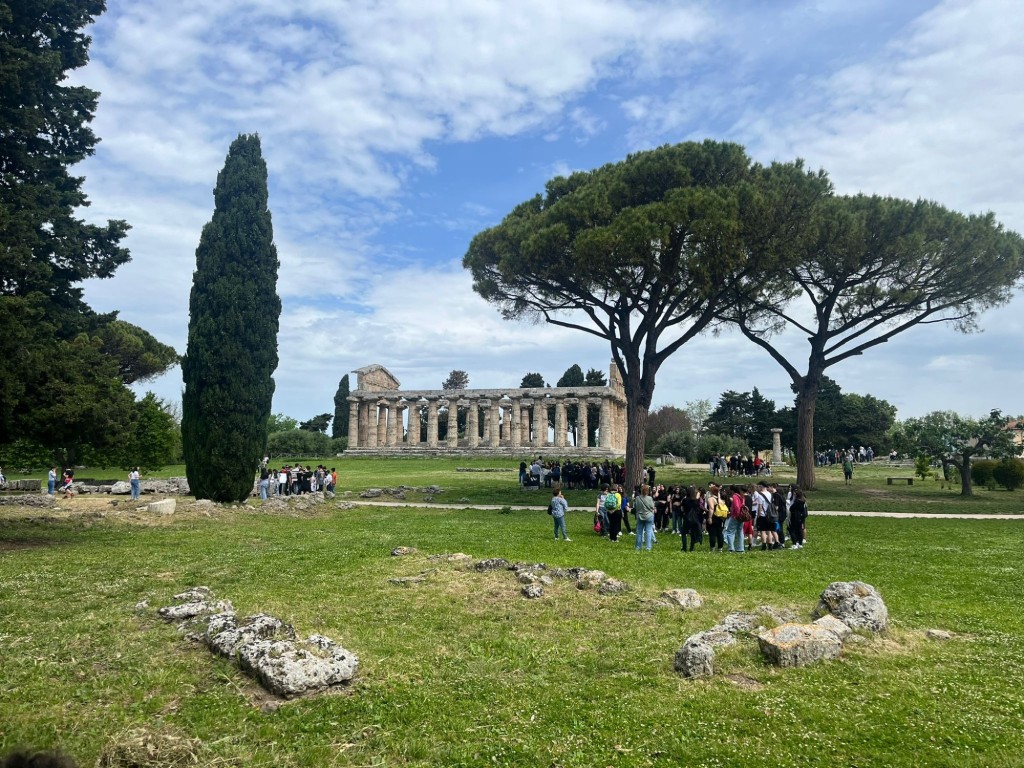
(267, 429), (332, 457)
(992, 458), (1024, 491)
(971, 459), (997, 487)
(652, 430), (695, 461)
(693, 433), (751, 464)
(914, 455), (931, 480)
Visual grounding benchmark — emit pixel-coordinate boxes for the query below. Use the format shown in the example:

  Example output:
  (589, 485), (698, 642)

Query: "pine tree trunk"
(795, 375), (820, 491)
(959, 452), (973, 496)
(624, 399), (650, 493)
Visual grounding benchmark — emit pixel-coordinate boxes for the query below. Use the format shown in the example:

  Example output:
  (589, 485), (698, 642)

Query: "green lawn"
(2, 489), (1023, 766)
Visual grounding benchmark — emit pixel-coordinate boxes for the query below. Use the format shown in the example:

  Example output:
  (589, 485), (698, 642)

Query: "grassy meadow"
(2, 456), (1023, 766)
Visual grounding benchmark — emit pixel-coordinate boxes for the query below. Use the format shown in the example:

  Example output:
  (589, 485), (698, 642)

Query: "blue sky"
(76, 0), (1024, 425)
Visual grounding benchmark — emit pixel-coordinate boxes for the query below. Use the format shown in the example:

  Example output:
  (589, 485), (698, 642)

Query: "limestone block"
(474, 558), (510, 572)
(110, 481), (131, 495)
(688, 628), (737, 648)
(758, 623), (843, 668)
(146, 499), (176, 515)
(598, 578), (630, 595)
(575, 570), (608, 590)
(717, 612), (763, 634)
(205, 613), (294, 657)
(661, 588), (704, 609)
(674, 639), (715, 678)
(522, 584), (544, 599)
(235, 634), (358, 697)
(812, 581), (888, 632)
(813, 614), (852, 642)
(926, 629), (952, 641)
(391, 546), (417, 556)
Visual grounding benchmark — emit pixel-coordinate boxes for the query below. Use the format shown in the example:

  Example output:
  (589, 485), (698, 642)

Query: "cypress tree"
(181, 134), (280, 501)
(332, 374), (350, 439)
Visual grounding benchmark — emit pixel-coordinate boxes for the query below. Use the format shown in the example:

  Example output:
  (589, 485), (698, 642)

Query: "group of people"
(260, 465), (337, 499)
(548, 479), (809, 552)
(707, 453), (773, 477)
(816, 446), (875, 466)
(45, 467), (77, 497)
(520, 457), (656, 490)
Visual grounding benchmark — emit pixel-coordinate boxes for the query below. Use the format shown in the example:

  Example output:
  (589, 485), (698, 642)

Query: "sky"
(74, 0), (1024, 425)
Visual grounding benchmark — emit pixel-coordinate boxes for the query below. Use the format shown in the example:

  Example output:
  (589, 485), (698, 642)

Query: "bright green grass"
(2, 503), (1023, 767)
(12, 455), (1023, 514)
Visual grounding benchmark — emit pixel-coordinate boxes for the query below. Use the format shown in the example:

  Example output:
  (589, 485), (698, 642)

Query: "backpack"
(713, 498), (728, 519)
(547, 501), (553, 516)
(604, 493), (619, 512)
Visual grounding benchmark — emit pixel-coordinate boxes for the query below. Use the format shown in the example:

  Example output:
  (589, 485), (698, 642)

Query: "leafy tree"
(332, 374), (350, 439)
(0, 0), (176, 458)
(645, 405), (692, 452)
(124, 393), (178, 470)
(584, 368), (607, 386)
(897, 410), (1018, 496)
(704, 388), (777, 449)
(267, 413), (298, 433)
(684, 398), (712, 441)
(841, 392), (896, 450)
(299, 413), (332, 433)
(720, 194), (1024, 489)
(652, 429), (696, 461)
(181, 135), (281, 502)
(556, 364), (585, 388)
(465, 141), (828, 489)
(520, 372), (545, 388)
(267, 429), (331, 458)
(555, 364), (586, 443)
(442, 369), (470, 390)
(992, 458), (1024, 491)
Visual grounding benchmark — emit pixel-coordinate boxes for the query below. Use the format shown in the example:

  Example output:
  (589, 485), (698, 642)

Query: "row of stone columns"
(347, 394), (626, 451)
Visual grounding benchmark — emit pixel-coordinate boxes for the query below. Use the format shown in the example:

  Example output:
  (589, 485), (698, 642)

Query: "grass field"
(2, 457), (1023, 766)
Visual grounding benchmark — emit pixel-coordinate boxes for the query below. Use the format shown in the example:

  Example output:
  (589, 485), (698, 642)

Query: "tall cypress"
(332, 374), (350, 440)
(181, 134), (280, 501)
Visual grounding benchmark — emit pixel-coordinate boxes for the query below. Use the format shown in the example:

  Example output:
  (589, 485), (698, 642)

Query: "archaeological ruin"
(345, 363), (627, 455)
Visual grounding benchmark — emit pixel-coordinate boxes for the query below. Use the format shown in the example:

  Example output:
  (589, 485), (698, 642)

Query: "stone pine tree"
(332, 374), (350, 439)
(181, 134), (281, 502)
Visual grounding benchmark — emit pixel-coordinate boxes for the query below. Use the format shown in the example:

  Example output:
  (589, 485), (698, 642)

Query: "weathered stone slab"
(813, 614), (852, 642)
(813, 581), (888, 632)
(598, 578), (630, 595)
(662, 588), (703, 609)
(391, 546), (417, 556)
(689, 628), (737, 648)
(235, 634), (358, 697)
(474, 558), (510, 572)
(145, 499), (176, 515)
(522, 584), (543, 599)
(110, 481), (131, 495)
(575, 570), (608, 590)
(926, 629), (952, 641)
(758, 623), (843, 668)
(205, 613), (294, 657)
(674, 640), (714, 678)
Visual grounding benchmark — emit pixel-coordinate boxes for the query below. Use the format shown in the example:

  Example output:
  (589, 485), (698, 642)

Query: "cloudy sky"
(76, 0), (1024, 425)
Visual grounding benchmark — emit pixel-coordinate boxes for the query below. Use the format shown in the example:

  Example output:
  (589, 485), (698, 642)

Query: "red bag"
(594, 520), (602, 533)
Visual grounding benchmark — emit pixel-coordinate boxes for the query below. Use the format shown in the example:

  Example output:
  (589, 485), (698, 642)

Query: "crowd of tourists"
(548, 480), (808, 552)
(259, 465), (337, 499)
(520, 458), (655, 490)
(815, 446), (875, 465)
(707, 453), (773, 477)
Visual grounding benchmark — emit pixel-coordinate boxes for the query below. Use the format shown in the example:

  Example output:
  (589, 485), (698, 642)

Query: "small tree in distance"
(520, 372), (545, 388)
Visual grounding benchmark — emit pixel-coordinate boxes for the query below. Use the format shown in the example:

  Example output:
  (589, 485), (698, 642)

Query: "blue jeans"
(48, 479), (55, 495)
(553, 515), (567, 539)
(635, 518), (654, 550)
(260, 479), (269, 500)
(130, 478), (140, 500)
(724, 517), (744, 552)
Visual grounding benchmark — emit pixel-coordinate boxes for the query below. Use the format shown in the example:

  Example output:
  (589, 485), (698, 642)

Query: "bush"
(992, 458), (1024, 491)
(914, 455), (931, 480)
(267, 429), (332, 457)
(971, 459), (997, 487)
(694, 433), (751, 464)
(652, 430), (696, 461)
(0, 440), (52, 472)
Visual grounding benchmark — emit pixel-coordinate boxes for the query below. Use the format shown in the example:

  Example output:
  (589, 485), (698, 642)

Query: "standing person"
(843, 453), (854, 485)
(669, 485), (684, 535)
(681, 486), (704, 552)
(129, 467), (141, 501)
(633, 484), (656, 551)
(550, 488), (570, 541)
(277, 467), (288, 496)
(705, 483), (726, 552)
(724, 486), (746, 553)
(47, 466), (57, 495)
(752, 481), (779, 550)
(595, 485), (611, 535)
(259, 465), (270, 500)
(788, 489), (808, 549)
(771, 483), (788, 547)
(605, 485), (623, 542)
(655, 484), (671, 532)
(620, 485), (634, 537)
(60, 468), (75, 497)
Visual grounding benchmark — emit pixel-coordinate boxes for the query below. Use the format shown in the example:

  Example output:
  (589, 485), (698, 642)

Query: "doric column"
(772, 428), (783, 465)
(385, 400), (399, 446)
(348, 398), (359, 448)
(554, 398), (567, 448)
(447, 400), (459, 448)
(364, 399), (378, 448)
(533, 402), (546, 449)
(489, 401), (501, 447)
(510, 399), (522, 447)
(376, 402), (387, 445)
(467, 399), (480, 449)
(502, 403), (511, 444)
(407, 402), (422, 445)
(599, 396), (611, 449)
(426, 399), (439, 448)
(577, 398), (589, 448)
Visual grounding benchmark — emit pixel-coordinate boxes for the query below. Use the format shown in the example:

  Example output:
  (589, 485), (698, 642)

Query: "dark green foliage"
(299, 413), (332, 433)
(992, 458), (1024, 491)
(332, 374), (350, 439)
(181, 134), (280, 502)
(520, 372), (545, 388)
(556, 364), (585, 388)
(96, 319), (179, 384)
(914, 455), (932, 480)
(584, 368), (607, 386)
(644, 405), (692, 452)
(442, 369), (469, 390)
(267, 413), (298, 433)
(970, 459), (997, 488)
(705, 388), (777, 450)
(267, 429), (331, 457)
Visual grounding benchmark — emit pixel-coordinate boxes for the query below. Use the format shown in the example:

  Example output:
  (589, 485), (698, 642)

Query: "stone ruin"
(146, 587), (358, 698)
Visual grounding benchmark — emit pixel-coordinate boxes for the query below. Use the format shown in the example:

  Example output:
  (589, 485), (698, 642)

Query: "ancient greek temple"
(346, 363), (627, 455)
